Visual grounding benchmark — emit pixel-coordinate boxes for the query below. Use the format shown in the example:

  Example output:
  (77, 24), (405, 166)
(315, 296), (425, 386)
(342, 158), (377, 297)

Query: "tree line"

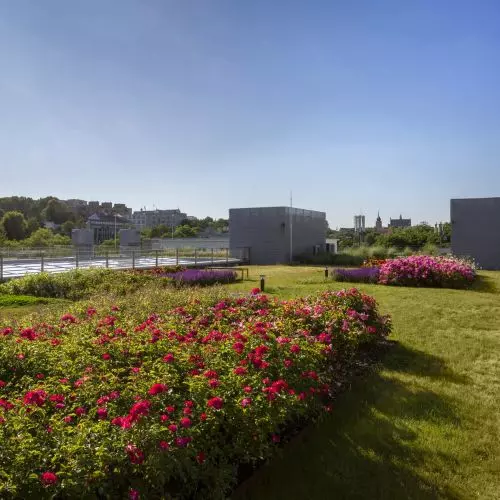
(329, 223), (451, 250)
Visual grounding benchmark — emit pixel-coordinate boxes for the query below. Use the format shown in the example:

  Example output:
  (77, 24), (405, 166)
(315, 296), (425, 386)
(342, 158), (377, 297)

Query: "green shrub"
(297, 253), (364, 267)
(0, 269), (157, 300)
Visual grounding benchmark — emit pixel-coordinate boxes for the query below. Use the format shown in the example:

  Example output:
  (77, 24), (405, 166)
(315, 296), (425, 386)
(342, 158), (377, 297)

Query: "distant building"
(86, 213), (132, 243)
(113, 203), (132, 218)
(131, 209), (187, 230)
(353, 215), (365, 233)
(88, 201), (100, 212)
(389, 215), (411, 228)
(375, 211), (383, 232)
(451, 197), (500, 270)
(101, 202), (113, 210)
(229, 206), (329, 265)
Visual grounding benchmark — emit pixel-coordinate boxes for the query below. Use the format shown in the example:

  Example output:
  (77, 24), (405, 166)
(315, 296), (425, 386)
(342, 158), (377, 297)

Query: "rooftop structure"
(229, 206), (329, 264)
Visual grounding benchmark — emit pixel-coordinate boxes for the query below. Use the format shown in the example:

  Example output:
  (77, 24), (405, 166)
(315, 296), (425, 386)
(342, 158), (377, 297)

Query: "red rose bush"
(0, 289), (390, 498)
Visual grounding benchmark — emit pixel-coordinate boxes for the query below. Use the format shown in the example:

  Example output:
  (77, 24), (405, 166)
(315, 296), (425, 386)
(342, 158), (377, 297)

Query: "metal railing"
(0, 247), (250, 281)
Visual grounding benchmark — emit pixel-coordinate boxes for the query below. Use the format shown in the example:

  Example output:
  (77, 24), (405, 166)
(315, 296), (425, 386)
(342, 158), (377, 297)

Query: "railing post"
(211, 248), (214, 264)
(106, 251), (109, 269)
(132, 251), (136, 269)
(194, 248), (198, 266)
(155, 250), (159, 267)
(0, 255), (3, 281)
(75, 248), (79, 268)
(225, 248), (229, 264)
(176, 248), (179, 266)
(41, 253), (45, 272)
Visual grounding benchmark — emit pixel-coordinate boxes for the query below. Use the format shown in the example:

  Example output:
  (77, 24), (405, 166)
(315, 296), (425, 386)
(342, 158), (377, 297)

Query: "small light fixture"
(260, 274), (266, 292)
(324, 267), (329, 278)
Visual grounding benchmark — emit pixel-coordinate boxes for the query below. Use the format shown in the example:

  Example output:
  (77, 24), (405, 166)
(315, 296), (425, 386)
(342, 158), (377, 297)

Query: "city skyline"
(1, 1), (500, 227)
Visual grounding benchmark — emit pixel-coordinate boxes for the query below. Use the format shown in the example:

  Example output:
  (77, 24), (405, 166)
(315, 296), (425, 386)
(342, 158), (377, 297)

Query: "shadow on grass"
(233, 343), (465, 500)
(469, 274), (498, 294)
(383, 341), (471, 385)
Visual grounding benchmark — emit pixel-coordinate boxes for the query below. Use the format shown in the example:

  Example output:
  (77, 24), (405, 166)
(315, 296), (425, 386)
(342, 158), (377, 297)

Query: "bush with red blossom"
(0, 288), (390, 498)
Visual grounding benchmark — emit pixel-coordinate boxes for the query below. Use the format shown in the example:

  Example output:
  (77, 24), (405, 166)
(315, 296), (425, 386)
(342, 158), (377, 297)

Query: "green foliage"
(297, 252), (365, 267)
(174, 224), (198, 238)
(0, 289), (390, 499)
(0, 269), (158, 300)
(41, 199), (73, 225)
(0, 211), (27, 240)
(26, 217), (41, 237)
(375, 224), (440, 249)
(0, 294), (53, 307)
(60, 220), (75, 237)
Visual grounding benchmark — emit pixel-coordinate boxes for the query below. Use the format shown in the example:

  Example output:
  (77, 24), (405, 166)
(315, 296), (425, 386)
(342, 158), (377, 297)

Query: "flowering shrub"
(334, 256), (476, 289)
(0, 289), (390, 499)
(333, 267), (380, 284)
(166, 269), (237, 286)
(378, 255), (476, 288)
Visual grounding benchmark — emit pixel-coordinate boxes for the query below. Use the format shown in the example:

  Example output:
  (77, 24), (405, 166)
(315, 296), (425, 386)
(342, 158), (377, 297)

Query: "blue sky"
(1, 0), (499, 228)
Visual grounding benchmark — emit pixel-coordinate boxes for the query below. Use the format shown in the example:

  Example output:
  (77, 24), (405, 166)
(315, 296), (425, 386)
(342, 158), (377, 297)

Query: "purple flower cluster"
(167, 269), (237, 286)
(378, 255), (476, 288)
(333, 267), (380, 284)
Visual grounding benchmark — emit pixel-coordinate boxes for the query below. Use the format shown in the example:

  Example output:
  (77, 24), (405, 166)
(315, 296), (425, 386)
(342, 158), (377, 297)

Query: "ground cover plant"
(333, 255), (476, 289)
(333, 267), (380, 284)
(166, 268), (238, 286)
(0, 287), (390, 499)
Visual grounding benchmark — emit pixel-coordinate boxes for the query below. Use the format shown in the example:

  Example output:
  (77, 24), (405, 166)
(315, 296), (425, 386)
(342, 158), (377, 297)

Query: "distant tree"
(0, 211), (27, 240)
(150, 224), (171, 238)
(26, 217), (41, 237)
(174, 225), (198, 238)
(25, 228), (55, 247)
(61, 220), (75, 237)
(442, 222), (451, 243)
(42, 199), (73, 224)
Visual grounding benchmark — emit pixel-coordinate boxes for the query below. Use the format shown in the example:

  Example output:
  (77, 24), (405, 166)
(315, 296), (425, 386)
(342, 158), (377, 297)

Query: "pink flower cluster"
(378, 255), (476, 288)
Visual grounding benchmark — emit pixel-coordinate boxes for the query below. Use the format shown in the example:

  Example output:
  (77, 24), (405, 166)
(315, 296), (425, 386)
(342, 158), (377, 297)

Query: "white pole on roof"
(289, 191), (293, 264)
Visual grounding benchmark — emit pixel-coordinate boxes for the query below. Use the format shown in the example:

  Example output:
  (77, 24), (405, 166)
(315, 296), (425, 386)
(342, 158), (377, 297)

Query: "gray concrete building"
(451, 197), (500, 269)
(229, 206), (327, 264)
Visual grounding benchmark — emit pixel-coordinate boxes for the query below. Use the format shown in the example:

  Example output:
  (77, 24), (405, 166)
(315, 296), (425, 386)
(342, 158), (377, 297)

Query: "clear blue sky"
(1, 0), (499, 228)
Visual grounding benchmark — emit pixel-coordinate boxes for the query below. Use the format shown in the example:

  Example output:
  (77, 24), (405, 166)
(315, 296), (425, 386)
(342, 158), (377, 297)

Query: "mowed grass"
(231, 267), (500, 500)
(1, 266), (499, 499)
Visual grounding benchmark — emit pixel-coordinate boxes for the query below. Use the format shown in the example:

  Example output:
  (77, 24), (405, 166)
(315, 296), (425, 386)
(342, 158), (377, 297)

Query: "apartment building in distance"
(131, 209), (187, 230)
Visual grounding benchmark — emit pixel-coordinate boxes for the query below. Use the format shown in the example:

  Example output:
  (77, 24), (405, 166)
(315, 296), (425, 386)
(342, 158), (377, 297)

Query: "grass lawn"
(230, 267), (500, 499)
(1, 266), (499, 499)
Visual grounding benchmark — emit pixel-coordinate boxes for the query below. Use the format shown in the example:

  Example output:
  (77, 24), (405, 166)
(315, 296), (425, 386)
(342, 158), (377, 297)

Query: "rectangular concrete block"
(451, 197), (500, 270)
(229, 206), (326, 265)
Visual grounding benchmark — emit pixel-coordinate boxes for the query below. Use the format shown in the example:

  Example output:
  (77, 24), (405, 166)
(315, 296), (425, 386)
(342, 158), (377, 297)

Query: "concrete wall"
(451, 197), (500, 270)
(119, 229), (141, 247)
(229, 207), (326, 265)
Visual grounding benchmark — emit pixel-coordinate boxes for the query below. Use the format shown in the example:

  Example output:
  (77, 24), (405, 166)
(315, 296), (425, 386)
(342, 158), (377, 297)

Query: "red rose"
(125, 444), (144, 464)
(97, 408), (108, 419)
(148, 383), (168, 395)
(162, 353), (175, 363)
(207, 397), (223, 410)
(180, 417), (192, 428)
(40, 471), (58, 486)
(241, 398), (252, 407)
